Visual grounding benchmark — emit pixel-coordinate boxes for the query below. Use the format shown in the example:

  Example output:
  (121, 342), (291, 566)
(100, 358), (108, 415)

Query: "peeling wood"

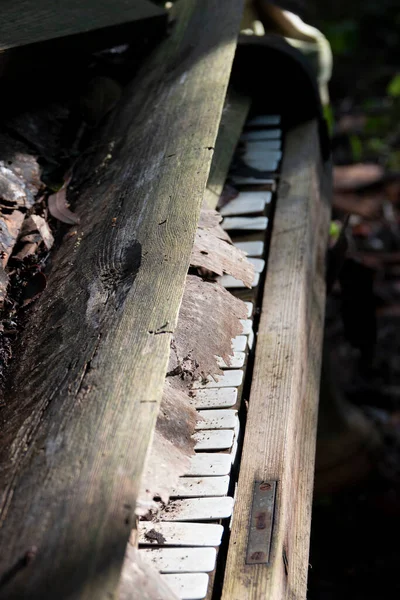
(168, 275), (246, 381)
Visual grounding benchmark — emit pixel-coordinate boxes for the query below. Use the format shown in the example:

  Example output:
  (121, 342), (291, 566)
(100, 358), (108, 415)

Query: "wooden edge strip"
(0, 1), (244, 598)
(221, 120), (331, 600)
(203, 88), (251, 209)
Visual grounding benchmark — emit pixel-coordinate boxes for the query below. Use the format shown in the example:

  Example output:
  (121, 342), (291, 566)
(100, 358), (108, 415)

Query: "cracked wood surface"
(0, 0), (243, 597)
(221, 121), (331, 600)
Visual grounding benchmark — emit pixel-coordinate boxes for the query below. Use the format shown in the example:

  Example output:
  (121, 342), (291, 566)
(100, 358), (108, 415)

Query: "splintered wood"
(168, 276), (246, 380)
(191, 209), (254, 287)
(137, 381), (199, 514)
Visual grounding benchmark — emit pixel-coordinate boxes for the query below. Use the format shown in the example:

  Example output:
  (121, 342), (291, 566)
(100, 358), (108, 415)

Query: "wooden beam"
(221, 120), (331, 600)
(204, 88), (251, 209)
(0, 1), (243, 598)
(0, 0), (165, 51)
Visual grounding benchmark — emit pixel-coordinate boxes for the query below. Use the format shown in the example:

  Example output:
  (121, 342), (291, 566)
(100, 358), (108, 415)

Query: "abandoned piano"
(0, 2), (331, 599)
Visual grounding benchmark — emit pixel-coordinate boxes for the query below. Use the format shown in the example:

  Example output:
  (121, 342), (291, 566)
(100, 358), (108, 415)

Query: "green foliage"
(323, 104), (335, 137)
(387, 74), (400, 98)
(323, 20), (359, 56)
(349, 135), (363, 161)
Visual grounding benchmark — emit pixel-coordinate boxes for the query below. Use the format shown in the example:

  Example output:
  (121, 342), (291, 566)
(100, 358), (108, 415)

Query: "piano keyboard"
(138, 114), (282, 600)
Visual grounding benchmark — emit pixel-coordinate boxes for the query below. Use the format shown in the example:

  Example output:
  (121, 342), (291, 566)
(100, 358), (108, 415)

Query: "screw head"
(259, 482), (271, 491)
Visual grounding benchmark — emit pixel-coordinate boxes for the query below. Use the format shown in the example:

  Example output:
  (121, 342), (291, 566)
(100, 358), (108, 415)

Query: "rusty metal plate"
(246, 480), (277, 564)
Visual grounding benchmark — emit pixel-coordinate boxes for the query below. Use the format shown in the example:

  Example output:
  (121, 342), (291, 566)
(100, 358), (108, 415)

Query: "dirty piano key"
(220, 272), (260, 288)
(160, 497), (234, 521)
(171, 476), (230, 498)
(222, 216), (268, 231)
(139, 522), (224, 547)
(189, 388), (238, 409)
(186, 453), (232, 477)
(219, 190), (271, 216)
(235, 240), (264, 256)
(193, 429), (234, 451)
(232, 335), (247, 351)
(139, 547), (217, 573)
(196, 409), (237, 430)
(192, 369), (244, 389)
(161, 573), (209, 600)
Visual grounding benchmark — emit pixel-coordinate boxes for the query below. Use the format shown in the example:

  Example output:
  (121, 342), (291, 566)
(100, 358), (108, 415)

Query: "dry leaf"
(48, 180), (80, 225)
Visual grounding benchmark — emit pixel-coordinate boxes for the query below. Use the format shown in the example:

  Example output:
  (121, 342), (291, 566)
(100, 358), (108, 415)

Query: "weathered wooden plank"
(204, 88), (251, 209)
(222, 121), (331, 600)
(0, 0), (164, 51)
(0, 1), (244, 598)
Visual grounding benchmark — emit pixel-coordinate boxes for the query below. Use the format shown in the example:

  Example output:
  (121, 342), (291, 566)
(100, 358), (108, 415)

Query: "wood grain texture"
(221, 121), (331, 600)
(0, 1), (243, 598)
(0, 0), (164, 50)
(204, 88), (251, 209)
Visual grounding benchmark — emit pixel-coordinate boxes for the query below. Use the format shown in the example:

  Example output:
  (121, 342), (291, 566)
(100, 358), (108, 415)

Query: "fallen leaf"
(48, 180), (80, 225)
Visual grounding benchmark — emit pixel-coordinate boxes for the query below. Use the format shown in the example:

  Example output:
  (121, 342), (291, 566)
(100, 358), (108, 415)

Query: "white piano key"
(193, 429), (234, 450)
(161, 573), (209, 600)
(139, 522), (224, 547)
(196, 409), (237, 430)
(187, 453), (232, 476)
(246, 138), (282, 150)
(232, 335), (247, 351)
(242, 157), (279, 172)
(248, 257), (265, 273)
(220, 272), (260, 288)
(192, 369), (243, 389)
(247, 114), (281, 126)
(240, 319), (253, 335)
(244, 301), (253, 317)
(222, 216), (268, 231)
(230, 175), (275, 186)
(189, 387), (237, 409)
(244, 149), (282, 161)
(160, 496), (234, 521)
(140, 547), (216, 573)
(234, 240), (264, 257)
(225, 190), (271, 210)
(219, 196), (266, 216)
(216, 351), (245, 369)
(171, 475), (230, 497)
(241, 128), (281, 141)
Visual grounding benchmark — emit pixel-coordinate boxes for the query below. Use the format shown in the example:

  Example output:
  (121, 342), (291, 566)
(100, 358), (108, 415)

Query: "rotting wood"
(0, 0), (244, 597)
(221, 120), (331, 600)
(137, 378), (199, 515)
(204, 88), (251, 209)
(167, 275), (247, 382)
(191, 210), (254, 287)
